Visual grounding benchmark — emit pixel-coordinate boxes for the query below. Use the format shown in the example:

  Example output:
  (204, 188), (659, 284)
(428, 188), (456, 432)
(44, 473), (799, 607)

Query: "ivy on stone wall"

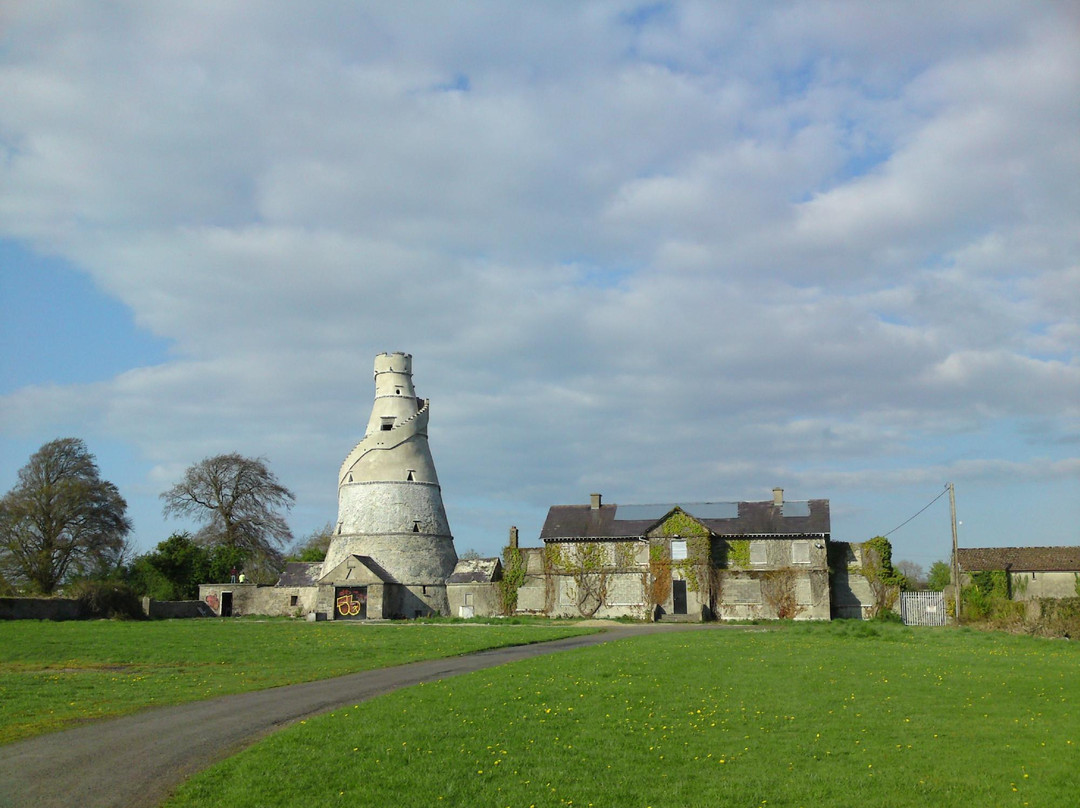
(498, 545), (526, 615)
(613, 541), (638, 569)
(656, 510), (710, 538)
(674, 536), (713, 595)
(648, 542), (671, 609)
(760, 567), (805, 619)
(725, 539), (750, 569)
(860, 536), (904, 618)
(543, 541), (610, 617)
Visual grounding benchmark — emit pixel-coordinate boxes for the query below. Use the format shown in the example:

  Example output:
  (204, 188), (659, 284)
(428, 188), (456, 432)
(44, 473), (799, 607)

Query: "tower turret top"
(374, 352), (412, 375)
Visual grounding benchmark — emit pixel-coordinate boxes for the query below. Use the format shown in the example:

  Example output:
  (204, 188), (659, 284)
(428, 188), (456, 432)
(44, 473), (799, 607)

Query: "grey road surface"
(0, 624), (715, 808)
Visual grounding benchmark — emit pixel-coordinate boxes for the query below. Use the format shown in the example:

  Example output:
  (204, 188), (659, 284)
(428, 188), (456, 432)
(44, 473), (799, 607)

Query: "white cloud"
(1, 1), (1077, 561)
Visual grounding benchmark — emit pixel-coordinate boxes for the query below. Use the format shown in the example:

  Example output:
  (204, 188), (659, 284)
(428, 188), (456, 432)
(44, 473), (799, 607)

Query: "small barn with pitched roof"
(957, 546), (1080, 600)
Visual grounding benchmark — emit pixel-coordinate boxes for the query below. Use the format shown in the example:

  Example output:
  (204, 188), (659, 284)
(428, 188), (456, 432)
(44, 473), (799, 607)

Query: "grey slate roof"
(957, 546), (1080, 572)
(446, 557), (502, 584)
(540, 499), (830, 540)
(275, 562), (323, 587)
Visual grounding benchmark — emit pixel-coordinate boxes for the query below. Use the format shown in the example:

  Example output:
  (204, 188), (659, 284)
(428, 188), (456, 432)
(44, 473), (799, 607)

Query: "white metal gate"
(900, 591), (946, 626)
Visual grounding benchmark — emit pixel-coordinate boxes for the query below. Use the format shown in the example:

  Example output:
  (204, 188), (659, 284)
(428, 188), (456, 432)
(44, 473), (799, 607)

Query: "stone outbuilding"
(956, 546), (1080, 600)
(446, 557), (503, 618)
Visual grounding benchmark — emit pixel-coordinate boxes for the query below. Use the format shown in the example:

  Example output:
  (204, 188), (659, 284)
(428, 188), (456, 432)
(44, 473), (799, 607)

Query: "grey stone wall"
(1010, 571), (1078, 600)
(0, 597), (85, 620)
(447, 582), (502, 618)
(199, 583), (317, 618)
(142, 599), (215, 619)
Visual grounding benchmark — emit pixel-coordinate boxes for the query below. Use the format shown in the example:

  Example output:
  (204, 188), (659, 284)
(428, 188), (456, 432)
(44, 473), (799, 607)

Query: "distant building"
(956, 546), (1080, 600)
(507, 490), (876, 621)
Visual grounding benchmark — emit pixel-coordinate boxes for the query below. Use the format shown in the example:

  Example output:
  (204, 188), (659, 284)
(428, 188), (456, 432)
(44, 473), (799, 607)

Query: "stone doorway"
(672, 580), (687, 614)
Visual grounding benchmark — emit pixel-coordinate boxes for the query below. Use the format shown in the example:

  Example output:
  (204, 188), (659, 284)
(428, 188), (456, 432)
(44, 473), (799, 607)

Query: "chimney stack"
(590, 493), (602, 510)
(772, 487), (784, 507)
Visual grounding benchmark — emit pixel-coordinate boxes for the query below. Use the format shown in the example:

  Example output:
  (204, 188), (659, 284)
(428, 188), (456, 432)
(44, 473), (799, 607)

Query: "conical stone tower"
(324, 352), (457, 616)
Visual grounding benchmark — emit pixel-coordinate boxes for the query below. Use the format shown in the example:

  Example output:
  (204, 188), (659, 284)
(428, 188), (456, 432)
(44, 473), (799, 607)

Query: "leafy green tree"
(927, 560), (952, 591)
(0, 438), (131, 594)
(861, 536), (906, 618)
(129, 532), (211, 600)
(286, 523), (334, 562)
(207, 544), (248, 584)
(160, 453), (294, 582)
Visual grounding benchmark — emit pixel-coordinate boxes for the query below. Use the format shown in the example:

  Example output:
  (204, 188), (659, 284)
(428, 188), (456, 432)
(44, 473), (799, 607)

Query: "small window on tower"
(381, 416), (395, 431)
(407, 470), (415, 481)
(413, 521), (421, 533)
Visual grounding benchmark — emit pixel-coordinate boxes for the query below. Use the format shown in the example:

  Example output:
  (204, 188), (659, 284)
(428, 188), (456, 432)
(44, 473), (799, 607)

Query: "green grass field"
(165, 622), (1078, 808)
(0, 618), (593, 744)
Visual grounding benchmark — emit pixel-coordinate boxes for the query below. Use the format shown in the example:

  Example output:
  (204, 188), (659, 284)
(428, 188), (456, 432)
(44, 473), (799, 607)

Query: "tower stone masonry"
(324, 352), (457, 615)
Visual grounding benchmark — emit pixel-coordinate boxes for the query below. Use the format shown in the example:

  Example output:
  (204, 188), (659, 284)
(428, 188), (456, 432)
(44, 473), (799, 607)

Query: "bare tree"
(161, 454), (295, 577)
(895, 560), (926, 590)
(0, 438), (131, 594)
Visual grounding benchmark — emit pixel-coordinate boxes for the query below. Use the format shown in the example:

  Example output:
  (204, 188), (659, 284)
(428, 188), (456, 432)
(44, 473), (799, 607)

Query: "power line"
(883, 484), (951, 538)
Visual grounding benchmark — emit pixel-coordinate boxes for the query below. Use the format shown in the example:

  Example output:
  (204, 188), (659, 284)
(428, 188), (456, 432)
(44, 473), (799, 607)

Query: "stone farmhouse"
(505, 491), (874, 621)
(956, 546), (1080, 601)
(200, 352), (876, 621)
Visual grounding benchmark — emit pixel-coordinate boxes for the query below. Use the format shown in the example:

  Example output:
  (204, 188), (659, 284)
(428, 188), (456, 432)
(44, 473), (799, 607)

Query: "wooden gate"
(900, 591), (946, 626)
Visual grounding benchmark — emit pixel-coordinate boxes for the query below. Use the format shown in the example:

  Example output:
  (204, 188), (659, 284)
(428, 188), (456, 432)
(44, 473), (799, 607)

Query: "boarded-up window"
(797, 578), (812, 605)
(607, 574), (644, 606)
(750, 542), (768, 565)
(728, 578), (762, 603)
(791, 541), (810, 564)
(671, 540), (687, 561)
(464, 592), (474, 606)
(557, 579), (577, 606)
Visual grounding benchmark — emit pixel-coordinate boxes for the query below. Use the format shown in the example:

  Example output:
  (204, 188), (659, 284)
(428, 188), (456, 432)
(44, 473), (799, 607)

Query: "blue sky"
(1, 1), (1077, 575)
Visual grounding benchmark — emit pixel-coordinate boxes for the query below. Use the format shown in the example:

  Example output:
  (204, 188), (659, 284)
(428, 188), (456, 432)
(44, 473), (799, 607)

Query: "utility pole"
(948, 482), (961, 623)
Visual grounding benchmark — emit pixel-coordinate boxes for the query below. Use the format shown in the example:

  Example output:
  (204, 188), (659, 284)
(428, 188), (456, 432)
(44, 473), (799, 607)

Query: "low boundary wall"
(0, 597), (85, 620)
(1, 596), (214, 620)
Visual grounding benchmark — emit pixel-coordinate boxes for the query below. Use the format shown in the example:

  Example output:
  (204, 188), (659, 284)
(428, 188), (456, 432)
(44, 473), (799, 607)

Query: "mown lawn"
(0, 618), (593, 744)
(166, 622), (1078, 808)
